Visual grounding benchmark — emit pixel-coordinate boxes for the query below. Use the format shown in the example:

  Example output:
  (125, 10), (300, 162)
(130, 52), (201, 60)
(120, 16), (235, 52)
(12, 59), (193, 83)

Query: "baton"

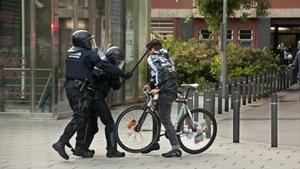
(129, 49), (149, 74)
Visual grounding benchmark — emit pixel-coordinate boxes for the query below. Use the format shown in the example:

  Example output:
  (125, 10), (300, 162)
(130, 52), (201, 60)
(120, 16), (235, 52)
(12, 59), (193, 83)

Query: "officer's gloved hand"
(121, 71), (133, 80)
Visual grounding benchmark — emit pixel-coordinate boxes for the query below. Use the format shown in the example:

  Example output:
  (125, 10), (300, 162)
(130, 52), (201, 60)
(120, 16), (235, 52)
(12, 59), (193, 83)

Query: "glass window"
(0, 0), (31, 112)
(59, 0), (73, 8)
(199, 29), (212, 40)
(125, 0), (136, 101)
(238, 29), (253, 48)
(227, 30), (233, 40)
(35, 0), (52, 112)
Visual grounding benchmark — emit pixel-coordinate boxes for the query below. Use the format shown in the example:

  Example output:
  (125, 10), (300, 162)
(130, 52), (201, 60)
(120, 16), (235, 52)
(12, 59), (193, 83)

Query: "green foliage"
(194, 0), (270, 31)
(162, 36), (279, 85)
(163, 36), (219, 85)
(211, 43), (280, 79)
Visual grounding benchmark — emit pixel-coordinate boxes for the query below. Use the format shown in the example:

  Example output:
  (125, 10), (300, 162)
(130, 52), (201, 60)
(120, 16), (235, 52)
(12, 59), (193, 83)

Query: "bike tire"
(176, 108), (217, 154)
(115, 106), (161, 153)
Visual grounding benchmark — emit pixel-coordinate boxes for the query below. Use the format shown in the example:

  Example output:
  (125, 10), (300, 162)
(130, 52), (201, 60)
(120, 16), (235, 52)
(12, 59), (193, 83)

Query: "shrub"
(162, 36), (279, 85)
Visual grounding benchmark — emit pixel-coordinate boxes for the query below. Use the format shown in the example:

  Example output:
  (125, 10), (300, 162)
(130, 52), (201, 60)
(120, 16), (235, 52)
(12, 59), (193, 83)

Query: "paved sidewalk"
(0, 85), (299, 169)
(0, 118), (299, 169)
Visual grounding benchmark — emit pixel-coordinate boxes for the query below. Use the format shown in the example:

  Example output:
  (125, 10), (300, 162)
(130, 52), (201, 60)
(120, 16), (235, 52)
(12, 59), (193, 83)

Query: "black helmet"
(105, 46), (125, 67)
(72, 30), (97, 49)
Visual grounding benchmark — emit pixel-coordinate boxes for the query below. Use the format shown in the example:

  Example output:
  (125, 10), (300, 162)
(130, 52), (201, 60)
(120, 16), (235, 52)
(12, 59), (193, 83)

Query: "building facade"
(151, 0), (300, 52)
(0, 0), (150, 115)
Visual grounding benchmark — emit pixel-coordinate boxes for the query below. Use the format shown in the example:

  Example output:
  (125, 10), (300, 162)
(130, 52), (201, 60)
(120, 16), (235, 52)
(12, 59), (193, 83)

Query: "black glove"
(121, 71), (133, 80)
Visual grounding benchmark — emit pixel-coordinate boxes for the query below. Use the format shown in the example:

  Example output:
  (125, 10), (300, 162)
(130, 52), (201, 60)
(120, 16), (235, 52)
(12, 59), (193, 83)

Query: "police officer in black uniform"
(52, 30), (131, 160)
(76, 46), (131, 158)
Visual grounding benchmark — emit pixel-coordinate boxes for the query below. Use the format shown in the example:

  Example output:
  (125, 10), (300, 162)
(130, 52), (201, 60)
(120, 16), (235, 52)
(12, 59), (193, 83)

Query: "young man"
(142, 39), (182, 158)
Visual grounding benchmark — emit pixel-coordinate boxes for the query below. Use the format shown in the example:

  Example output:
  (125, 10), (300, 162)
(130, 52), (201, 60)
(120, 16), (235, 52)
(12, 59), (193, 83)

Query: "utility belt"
(66, 78), (95, 112)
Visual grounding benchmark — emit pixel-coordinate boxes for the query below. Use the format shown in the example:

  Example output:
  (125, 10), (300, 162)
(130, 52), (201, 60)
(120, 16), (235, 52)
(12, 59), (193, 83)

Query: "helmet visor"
(87, 36), (97, 49)
(116, 59), (125, 69)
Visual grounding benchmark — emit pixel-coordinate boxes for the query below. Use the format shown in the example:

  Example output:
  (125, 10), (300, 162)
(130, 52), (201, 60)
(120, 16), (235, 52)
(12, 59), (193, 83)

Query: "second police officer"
(75, 46), (130, 158)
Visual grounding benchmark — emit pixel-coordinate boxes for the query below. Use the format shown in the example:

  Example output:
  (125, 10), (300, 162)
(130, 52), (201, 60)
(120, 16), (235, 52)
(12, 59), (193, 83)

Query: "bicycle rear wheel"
(115, 106), (160, 153)
(176, 108), (217, 154)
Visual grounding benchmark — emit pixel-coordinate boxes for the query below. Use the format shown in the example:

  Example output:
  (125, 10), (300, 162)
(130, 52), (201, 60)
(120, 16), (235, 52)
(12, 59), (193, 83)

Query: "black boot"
(72, 146), (94, 158)
(106, 150), (125, 158)
(52, 141), (69, 160)
(162, 149), (182, 158)
(106, 130), (125, 158)
(141, 143), (160, 154)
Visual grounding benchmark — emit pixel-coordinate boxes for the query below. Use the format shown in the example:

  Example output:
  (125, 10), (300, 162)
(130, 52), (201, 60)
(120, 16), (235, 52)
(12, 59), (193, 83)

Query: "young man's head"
(146, 39), (162, 54)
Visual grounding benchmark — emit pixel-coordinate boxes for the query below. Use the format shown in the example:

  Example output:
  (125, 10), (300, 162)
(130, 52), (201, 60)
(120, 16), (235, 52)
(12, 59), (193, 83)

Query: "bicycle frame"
(134, 88), (198, 135)
(133, 91), (157, 132)
(175, 87), (198, 131)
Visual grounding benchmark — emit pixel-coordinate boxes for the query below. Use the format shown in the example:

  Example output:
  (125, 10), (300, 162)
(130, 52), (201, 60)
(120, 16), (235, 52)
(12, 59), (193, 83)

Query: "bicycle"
(115, 83), (217, 154)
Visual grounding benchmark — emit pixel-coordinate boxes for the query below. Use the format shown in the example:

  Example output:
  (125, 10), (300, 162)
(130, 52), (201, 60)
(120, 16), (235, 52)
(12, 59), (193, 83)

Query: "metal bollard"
(248, 76), (252, 104)
(277, 69), (281, 92)
(271, 94), (278, 147)
(194, 88), (199, 121)
(271, 70), (275, 93)
(286, 70), (290, 88)
(188, 88), (193, 110)
(253, 75), (257, 101)
(242, 77), (247, 105)
(233, 90), (240, 143)
(204, 83), (211, 113)
(237, 78), (241, 107)
(210, 83), (216, 116)
(218, 82), (222, 114)
(194, 88), (199, 108)
(268, 72), (272, 95)
(225, 80), (229, 112)
(260, 73), (265, 97)
(265, 72), (268, 96)
(257, 74), (261, 100)
(231, 79), (236, 109)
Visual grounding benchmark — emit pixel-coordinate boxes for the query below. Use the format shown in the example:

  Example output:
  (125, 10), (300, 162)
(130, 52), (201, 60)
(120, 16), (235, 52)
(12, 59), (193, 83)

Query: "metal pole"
(225, 80), (229, 112)
(221, 0), (228, 98)
(237, 78), (241, 107)
(231, 79), (235, 109)
(257, 74), (261, 100)
(194, 88), (199, 120)
(277, 69), (280, 92)
(204, 83), (211, 112)
(30, 0), (36, 113)
(233, 90), (240, 143)
(248, 76), (252, 104)
(242, 77), (247, 105)
(210, 83), (216, 116)
(218, 82), (222, 114)
(21, 0), (26, 99)
(271, 94), (278, 147)
(253, 74), (257, 101)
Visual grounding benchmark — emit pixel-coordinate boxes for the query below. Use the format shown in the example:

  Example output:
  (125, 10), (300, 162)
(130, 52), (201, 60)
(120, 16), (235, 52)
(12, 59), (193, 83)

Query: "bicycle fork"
(134, 107), (149, 132)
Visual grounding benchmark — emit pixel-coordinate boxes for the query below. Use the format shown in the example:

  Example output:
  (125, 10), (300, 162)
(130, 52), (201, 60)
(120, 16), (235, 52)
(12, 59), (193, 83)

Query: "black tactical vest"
(65, 48), (92, 81)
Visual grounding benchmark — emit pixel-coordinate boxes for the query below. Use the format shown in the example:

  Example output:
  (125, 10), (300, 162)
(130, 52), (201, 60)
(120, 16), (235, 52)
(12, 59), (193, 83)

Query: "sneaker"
(72, 147), (94, 158)
(106, 150), (125, 158)
(52, 141), (69, 160)
(141, 143), (160, 154)
(162, 149), (182, 158)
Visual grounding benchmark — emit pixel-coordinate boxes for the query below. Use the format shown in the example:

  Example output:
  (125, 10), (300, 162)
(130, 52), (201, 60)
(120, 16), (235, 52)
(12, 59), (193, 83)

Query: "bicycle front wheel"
(115, 106), (160, 153)
(176, 108), (217, 154)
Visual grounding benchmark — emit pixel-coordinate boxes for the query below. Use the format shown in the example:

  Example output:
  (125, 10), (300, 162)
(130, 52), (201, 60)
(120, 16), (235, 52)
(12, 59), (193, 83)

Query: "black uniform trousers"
(59, 80), (89, 148)
(84, 96), (117, 151)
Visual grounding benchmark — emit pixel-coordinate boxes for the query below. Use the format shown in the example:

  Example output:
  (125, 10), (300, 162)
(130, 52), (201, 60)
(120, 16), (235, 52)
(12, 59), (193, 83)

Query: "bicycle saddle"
(181, 83), (199, 89)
